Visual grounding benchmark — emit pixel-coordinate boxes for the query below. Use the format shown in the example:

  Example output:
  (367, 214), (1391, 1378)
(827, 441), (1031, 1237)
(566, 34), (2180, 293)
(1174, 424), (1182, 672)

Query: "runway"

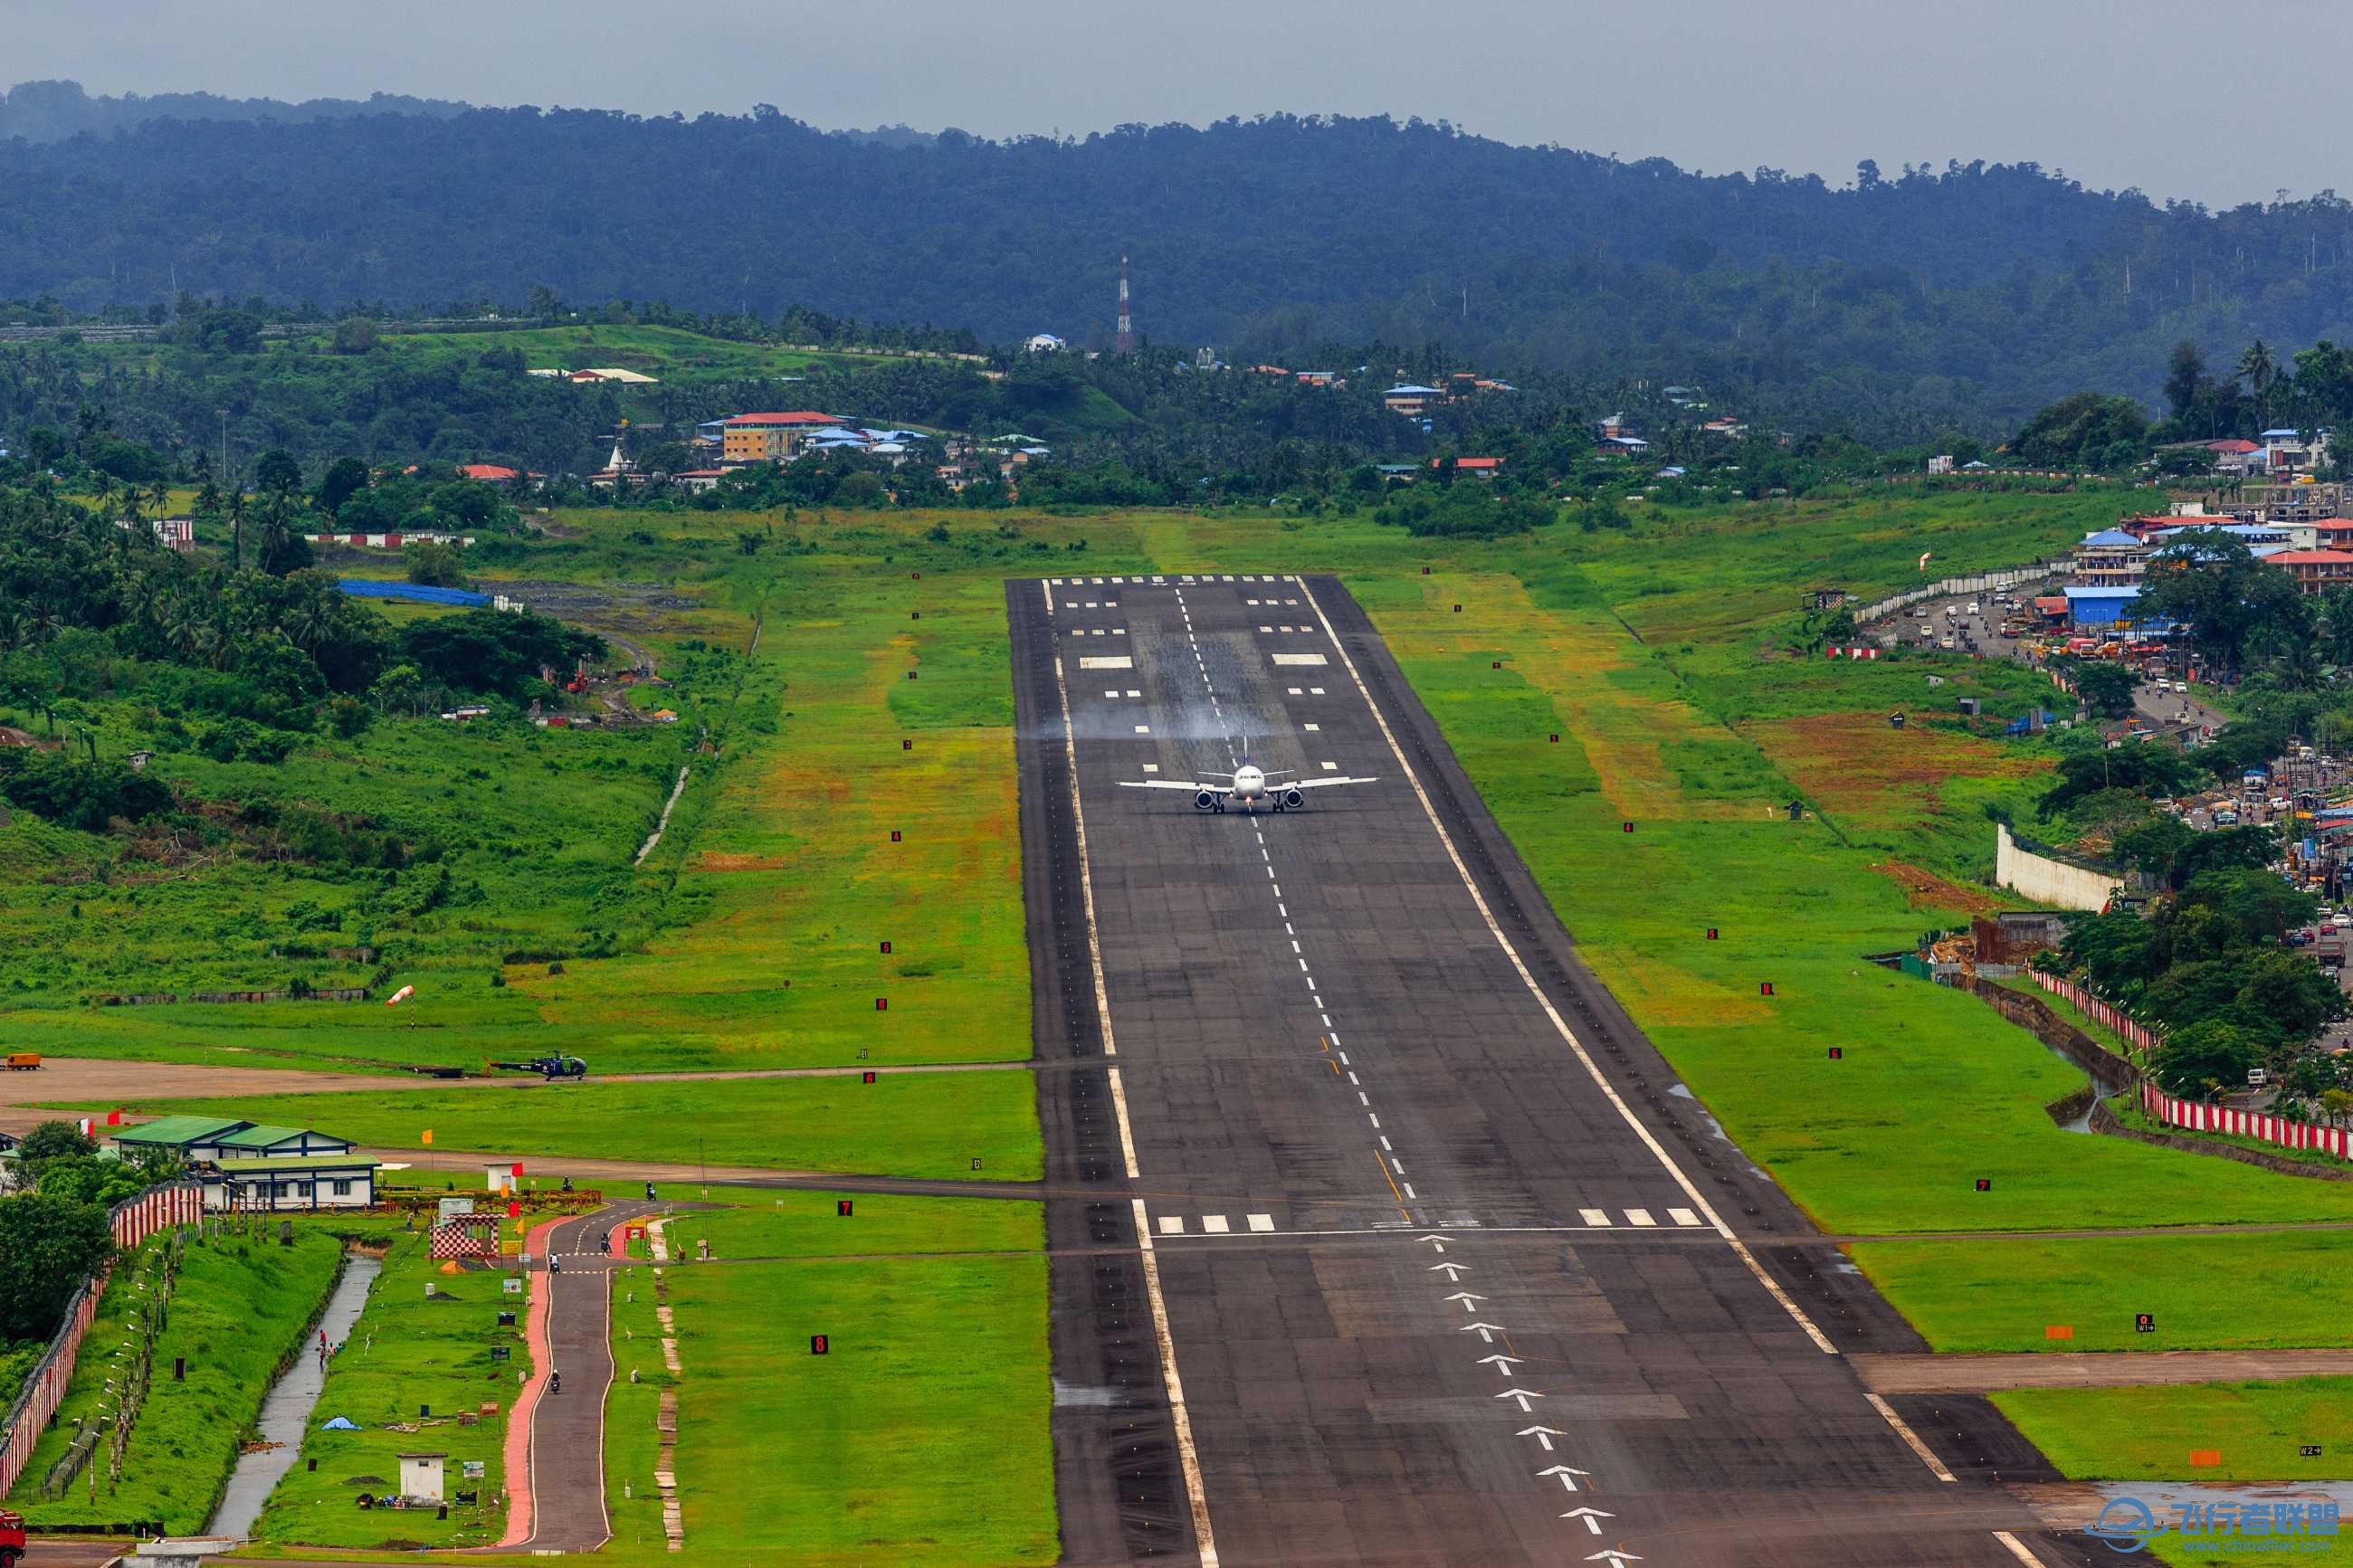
(1009, 573), (2086, 1567)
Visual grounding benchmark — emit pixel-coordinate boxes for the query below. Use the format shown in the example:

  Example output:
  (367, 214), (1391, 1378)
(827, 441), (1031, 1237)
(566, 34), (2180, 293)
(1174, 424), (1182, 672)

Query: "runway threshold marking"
(1043, 584), (1221, 1567)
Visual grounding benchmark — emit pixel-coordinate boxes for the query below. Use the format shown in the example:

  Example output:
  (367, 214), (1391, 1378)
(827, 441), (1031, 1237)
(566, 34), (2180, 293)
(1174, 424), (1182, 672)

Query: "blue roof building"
(2063, 584), (2142, 629)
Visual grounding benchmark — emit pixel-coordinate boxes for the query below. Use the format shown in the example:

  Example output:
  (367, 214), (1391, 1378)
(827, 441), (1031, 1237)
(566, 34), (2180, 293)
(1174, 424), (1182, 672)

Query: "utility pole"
(215, 410), (231, 490)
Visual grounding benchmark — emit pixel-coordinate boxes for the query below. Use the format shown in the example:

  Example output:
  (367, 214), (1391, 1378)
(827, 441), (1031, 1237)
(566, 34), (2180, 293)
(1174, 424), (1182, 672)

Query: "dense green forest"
(4, 97), (2352, 434)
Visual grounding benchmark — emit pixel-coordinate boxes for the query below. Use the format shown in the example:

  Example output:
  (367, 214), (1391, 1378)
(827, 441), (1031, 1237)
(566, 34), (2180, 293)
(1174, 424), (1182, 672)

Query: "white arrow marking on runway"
(1538, 1464), (1591, 1491)
(1428, 1262), (1470, 1280)
(1561, 1508), (1615, 1535)
(1417, 1233), (1451, 1252)
(1460, 1321), (1506, 1343)
(1443, 1292), (1486, 1312)
(1477, 1354), (1524, 1375)
(1519, 1425), (1567, 1451)
(1585, 1546), (1642, 1563)
(1494, 1387), (1545, 1412)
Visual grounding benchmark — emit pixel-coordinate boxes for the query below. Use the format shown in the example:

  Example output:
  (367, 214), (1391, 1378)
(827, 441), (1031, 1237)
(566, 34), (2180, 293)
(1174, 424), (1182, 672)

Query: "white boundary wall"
(1995, 822), (2123, 911)
(1853, 560), (2069, 627)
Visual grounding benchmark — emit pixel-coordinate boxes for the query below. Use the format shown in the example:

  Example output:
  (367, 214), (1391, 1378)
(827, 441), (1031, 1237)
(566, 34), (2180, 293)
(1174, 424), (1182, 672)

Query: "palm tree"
(226, 490), (247, 573)
(2239, 340), (2279, 425)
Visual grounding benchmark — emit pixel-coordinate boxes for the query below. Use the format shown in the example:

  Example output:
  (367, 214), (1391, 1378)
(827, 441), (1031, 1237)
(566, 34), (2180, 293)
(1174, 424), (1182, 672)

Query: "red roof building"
(457, 464), (520, 483)
(2264, 549), (2353, 594)
(1438, 456), (1504, 474)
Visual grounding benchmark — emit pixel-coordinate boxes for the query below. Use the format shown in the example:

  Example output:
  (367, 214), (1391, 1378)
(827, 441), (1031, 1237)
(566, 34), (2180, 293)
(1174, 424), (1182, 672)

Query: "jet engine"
(1282, 788), (1305, 809)
(1195, 790), (1218, 811)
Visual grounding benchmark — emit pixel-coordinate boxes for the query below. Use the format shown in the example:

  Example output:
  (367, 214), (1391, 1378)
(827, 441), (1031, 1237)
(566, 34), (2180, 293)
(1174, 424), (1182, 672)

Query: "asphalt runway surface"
(1010, 574), (2094, 1567)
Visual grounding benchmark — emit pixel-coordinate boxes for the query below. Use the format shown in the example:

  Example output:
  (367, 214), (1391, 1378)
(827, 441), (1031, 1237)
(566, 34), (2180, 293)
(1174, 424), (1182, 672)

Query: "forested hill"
(9, 103), (2353, 432)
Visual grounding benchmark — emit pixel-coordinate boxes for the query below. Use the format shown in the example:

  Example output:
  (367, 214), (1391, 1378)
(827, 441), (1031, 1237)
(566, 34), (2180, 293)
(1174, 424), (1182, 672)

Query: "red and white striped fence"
(2143, 1081), (2353, 1161)
(0, 1182), (204, 1497)
(2031, 971), (2160, 1052)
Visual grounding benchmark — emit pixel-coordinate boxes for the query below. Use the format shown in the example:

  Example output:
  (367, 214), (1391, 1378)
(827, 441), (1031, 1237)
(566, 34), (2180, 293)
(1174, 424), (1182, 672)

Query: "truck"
(3, 1053), (39, 1071)
(0, 1506), (24, 1564)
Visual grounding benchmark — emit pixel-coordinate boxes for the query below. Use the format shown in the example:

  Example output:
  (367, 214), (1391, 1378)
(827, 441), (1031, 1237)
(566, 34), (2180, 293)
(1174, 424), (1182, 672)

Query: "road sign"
(2136, 1313), (2156, 1334)
(891, 830), (901, 842)
(810, 1335), (829, 1355)
(1826, 1046), (1842, 1059)
(2302, 1444), (2323, 1458)
(880, 940), (892, 954)
(1550, 733), (1560, 743)
(875, 998), (888, 1012)
(1707, 927), (1718, 940)
(1760, 982), (1774, 996)
(837, 1200), (853, 1217)
(1622, 822), (1634, 833)
(862, 1071), (877, 1084)
(1976, 1178), (1992, 1192)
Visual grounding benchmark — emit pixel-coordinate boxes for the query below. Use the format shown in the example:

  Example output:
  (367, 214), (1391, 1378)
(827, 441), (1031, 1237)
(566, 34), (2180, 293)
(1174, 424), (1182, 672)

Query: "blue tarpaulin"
(337, 579), (489, 608)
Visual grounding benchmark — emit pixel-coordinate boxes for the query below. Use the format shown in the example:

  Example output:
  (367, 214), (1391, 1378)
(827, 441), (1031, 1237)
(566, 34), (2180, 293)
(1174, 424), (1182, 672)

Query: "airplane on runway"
(1119, 760), (1377, 813)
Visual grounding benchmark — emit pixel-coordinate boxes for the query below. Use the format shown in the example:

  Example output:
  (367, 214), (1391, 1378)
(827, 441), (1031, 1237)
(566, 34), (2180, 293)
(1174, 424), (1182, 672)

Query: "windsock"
(386, 984), (415, 1007)
(1918, 551), (1933, 571)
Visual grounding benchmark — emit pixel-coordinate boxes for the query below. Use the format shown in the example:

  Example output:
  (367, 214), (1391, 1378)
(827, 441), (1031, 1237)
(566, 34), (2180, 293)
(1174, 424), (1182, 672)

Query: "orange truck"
(3, 1054), (38, 1071)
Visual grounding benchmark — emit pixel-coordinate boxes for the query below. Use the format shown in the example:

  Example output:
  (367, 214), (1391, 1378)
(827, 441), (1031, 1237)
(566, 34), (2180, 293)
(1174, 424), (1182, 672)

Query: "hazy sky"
(4, 0), (2337, 207)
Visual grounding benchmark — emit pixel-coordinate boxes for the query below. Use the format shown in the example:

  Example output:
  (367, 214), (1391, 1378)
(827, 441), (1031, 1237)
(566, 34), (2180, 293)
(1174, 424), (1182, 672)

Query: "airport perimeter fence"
(1852, 560), (2069, 628)
(2030, 971), (2158, 1052)
(2141, 1082), (2353, 1160)
(0, 1182), (205, 1497)
(2034, 973), (2353, 1165)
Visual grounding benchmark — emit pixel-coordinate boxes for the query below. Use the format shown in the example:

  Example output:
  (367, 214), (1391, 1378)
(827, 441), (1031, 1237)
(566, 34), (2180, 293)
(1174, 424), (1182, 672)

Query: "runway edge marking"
(1293, 575), (1841, 1355)
(1043, 582), (1220, 1567)
(1298, 575), (2033, 1539)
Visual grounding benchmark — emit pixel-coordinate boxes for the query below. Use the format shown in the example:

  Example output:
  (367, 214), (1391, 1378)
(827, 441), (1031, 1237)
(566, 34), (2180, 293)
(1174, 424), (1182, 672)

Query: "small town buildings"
(719, 412), (843, 465)
(2063, 584), (2145, 630)
(673, 470), (727, 493)
(1439, 456), (1504, 479)
(2265, 549), (2353, 594)
(566, 367), (658, 385)
(1928, 455), (1955, 474)
(2072, 527), (2154, 587)
(1383, 385), (1443, 416)
(1024, 334), (1066, 354)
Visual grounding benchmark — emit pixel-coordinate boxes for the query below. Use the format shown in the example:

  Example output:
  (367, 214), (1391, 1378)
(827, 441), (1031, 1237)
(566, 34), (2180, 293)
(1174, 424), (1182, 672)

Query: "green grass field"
(248, 1226), (513, 1550)
(9, 1227), (344, 1532)
(597, 1187), (1050, 1566)
(1853, 1232), (2353, 1353)
(110, 1071), (1043, 1182)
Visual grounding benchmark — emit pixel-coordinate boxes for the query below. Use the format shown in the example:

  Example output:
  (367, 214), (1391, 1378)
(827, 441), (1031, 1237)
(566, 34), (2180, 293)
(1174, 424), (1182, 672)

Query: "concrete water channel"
(207, 1250), (382, 1538)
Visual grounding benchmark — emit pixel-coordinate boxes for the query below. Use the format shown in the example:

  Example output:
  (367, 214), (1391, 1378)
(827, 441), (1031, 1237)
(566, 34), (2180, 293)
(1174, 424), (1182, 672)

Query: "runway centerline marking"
(1293, 575), (1841, 1357)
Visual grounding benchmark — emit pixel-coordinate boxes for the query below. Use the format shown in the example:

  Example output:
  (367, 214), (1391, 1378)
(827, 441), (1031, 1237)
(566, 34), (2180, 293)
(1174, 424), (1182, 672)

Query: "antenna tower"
(1116, 253), (1133, 355)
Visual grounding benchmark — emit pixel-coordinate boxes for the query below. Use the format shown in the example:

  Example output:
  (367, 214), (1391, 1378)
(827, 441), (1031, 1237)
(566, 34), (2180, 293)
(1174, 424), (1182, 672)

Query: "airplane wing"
(1286, 775), (1379, 791)
(1119, 780), (1230, 794)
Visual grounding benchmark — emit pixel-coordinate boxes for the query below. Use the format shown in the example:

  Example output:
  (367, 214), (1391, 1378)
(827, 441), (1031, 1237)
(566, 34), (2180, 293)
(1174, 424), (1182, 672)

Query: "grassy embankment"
(8, 1227), (343, 1532)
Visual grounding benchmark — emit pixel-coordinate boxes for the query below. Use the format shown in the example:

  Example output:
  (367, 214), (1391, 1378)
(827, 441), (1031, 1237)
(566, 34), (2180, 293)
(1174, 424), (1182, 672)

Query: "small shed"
(398, 1452), (446, 1503)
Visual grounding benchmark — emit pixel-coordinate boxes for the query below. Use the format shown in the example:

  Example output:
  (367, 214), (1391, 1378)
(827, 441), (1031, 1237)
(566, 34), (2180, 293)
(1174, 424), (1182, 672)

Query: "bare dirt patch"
(1749, 711), (2042, 831)
(1874, 860), (2003, 915)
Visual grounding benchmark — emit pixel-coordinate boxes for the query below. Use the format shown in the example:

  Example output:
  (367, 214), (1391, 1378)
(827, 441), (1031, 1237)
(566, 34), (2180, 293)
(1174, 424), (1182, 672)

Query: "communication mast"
(1116, 253), (1133, 355)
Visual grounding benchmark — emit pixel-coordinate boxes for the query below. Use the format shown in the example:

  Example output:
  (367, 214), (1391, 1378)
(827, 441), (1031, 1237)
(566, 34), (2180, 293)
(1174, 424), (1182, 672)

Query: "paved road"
(503, 1199), (662, 1554)
(1011, 574), (2070, 1567)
